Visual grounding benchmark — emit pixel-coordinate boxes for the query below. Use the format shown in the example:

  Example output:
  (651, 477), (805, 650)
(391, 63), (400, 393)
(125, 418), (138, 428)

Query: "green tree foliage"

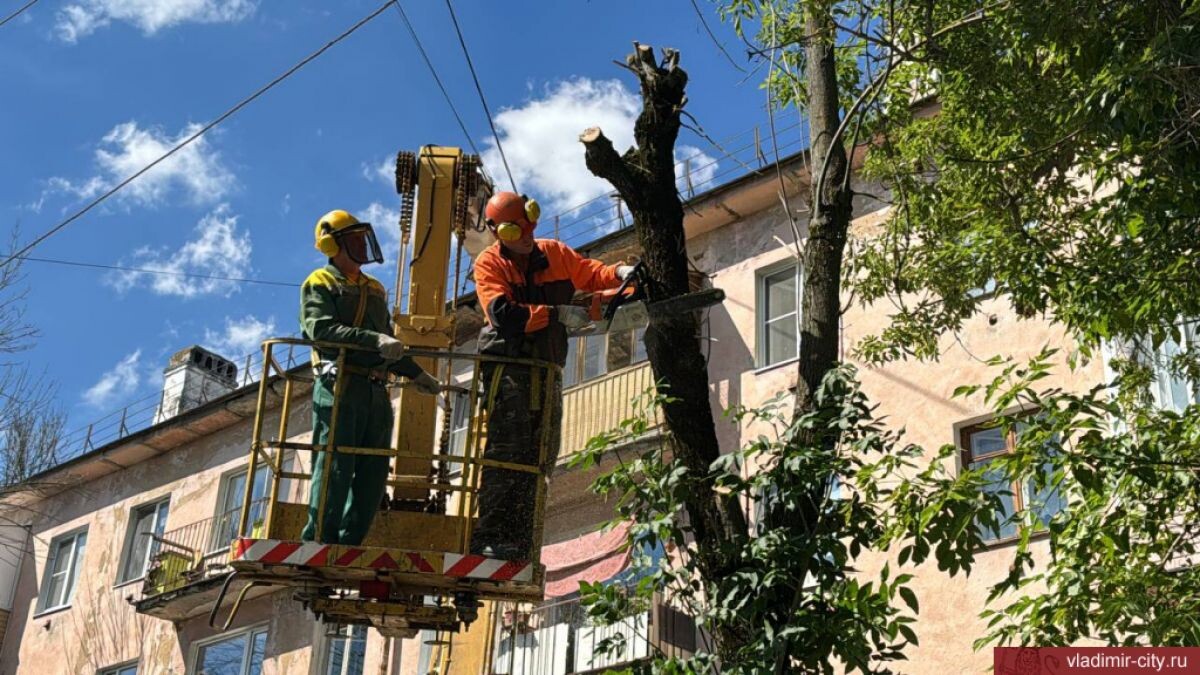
(853, 0), (1200, 359)
(571, 370), (999, 673)
(573, 0), (1200, 668)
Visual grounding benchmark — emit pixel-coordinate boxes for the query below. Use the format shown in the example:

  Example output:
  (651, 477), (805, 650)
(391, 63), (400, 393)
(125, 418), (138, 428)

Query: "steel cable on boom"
(0, 0), (399, 271)
(442, 0), (518, 193)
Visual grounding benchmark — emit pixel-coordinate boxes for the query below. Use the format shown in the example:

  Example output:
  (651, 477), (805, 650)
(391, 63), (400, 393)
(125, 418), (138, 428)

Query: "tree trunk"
(580, 44), (749, 659)
(796, 6), (852, 414)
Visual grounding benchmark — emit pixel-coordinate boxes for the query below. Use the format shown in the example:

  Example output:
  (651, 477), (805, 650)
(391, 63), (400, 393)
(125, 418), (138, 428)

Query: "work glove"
(616, 265), (636, 281)
(376, 334), (407, 361)
(555, 305), (594, 333)
(411, 371), (442, 396)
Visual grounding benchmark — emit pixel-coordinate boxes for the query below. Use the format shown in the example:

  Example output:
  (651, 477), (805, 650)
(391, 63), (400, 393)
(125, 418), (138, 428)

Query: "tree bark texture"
(580, 44), (750, 658)
(797, 8), (853, 416)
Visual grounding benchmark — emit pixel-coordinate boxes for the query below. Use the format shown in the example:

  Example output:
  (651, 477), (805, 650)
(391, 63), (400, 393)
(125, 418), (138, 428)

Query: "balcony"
(559, 362), (663, 459)
(132, 500), (271, 621)
(488, 592), (698, 675)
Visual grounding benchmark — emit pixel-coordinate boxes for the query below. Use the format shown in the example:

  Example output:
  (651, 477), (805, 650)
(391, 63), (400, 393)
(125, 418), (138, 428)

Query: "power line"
(442, 0), (518, 193)
(16, 256), (300, 288)
(389, 2), (483, 158)
(0, 0), (41, 29)
(0, 0), (399, 272)
(688, 0), (747, 73)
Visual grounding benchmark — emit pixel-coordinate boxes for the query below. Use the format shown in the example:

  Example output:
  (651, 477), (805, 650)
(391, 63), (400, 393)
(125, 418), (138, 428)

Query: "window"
(211, 466), (271, 551)
(562, 335), (608, 388)
(322, 624), (367, 675)
(38, 528), (87, 613)
(757, 263), (800, 368)
(961, 421), (1065, 543)
(416, 629), (436, 675)
(606, 326), (649, 372)
(119, 498), (170, 584)
(193, 625), (267, 675)
(1143, 323), (1199, 412)
(563, 337), (580, 388)
(99, 662), (137, 675)
(582, 334), (606, 381)
(632, 325), (647, 364)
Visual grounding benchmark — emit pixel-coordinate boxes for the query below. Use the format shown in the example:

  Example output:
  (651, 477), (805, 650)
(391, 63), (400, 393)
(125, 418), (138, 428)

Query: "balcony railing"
(489, 591), (697, 675)
(139, 499), (267, 599)
(559, 362), (663, 458)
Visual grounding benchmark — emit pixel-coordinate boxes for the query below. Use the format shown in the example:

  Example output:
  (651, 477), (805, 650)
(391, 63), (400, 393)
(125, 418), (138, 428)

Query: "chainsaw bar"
(569, 287), (726, 336)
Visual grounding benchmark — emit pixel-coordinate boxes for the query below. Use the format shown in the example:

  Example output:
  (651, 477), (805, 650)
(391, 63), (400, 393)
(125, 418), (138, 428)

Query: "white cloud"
(676, 145), (720, 195)
(56, 0), (256, 43)
(83, 350), (142, 408)
(361, 157), (394, 187)
(43, 121), (234, 209)
(203, 315), (276, 358)
(280, 193), (291, 216)
(481, 78), (719, 224)
(108, 205), (252, 298)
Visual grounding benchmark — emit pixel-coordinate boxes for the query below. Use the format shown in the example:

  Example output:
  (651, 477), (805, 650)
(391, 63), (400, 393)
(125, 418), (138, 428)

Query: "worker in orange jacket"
(471, 191), (633, 559)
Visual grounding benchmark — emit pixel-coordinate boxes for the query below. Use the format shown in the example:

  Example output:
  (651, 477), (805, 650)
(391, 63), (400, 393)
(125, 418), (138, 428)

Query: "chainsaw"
(566, 262), (725, 336)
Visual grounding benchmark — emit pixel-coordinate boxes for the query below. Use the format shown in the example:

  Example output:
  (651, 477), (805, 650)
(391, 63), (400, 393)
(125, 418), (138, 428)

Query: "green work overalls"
(299, 264), (421, 545)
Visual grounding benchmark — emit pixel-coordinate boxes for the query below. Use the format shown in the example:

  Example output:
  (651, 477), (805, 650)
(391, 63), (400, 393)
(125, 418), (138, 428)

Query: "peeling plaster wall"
(0, 399), (349, 675)
(689, 196), (1105, 673)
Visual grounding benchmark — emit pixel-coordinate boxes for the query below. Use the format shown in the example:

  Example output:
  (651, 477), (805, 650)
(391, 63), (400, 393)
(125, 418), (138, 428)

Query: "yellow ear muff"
(495, 222), (524, 242)
(524, 197), (540, 223)
(315, 222), (340, 257)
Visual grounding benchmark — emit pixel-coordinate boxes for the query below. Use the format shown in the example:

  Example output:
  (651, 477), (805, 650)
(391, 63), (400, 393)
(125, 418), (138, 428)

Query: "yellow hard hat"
(314, 210), (384, 264)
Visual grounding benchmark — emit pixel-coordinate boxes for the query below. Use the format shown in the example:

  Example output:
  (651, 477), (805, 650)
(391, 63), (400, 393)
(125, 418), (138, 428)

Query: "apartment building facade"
(0, 149), (1150, 674)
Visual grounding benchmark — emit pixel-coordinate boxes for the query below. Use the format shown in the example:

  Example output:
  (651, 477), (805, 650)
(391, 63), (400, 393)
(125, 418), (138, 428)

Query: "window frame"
(189, 623), (269, 675)
(210, 464), (273, 553)
(117, 496), (171, 585)
(959, 418), (1062, 545)
(756, 261), (802, 369)
(37, 526), (88, 615)
(98, 661), (138, 675)
(446, 390), (472, 478)
(563, 334), (610, 390)
(318, 622), (369, 675)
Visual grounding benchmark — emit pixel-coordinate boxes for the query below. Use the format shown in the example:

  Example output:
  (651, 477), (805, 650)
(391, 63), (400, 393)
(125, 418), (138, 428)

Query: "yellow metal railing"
(559, 362), (663, 458)
(240, 338), (560, 555)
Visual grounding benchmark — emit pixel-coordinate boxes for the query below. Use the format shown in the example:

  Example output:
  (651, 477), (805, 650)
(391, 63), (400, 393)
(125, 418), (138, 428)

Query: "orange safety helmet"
(484, 191), (541, 242)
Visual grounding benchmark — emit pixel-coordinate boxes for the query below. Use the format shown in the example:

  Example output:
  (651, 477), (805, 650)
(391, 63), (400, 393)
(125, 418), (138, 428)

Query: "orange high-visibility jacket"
(474, 239), (621, 364)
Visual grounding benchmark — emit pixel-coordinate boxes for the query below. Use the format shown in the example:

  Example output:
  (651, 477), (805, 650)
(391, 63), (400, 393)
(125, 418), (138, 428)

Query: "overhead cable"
(442, 0), (518, 193)
(0, 0), (399, 271)
(16, 256), (300, 288)
(390, 2), (483, 158)
(0, 0), (41, 29)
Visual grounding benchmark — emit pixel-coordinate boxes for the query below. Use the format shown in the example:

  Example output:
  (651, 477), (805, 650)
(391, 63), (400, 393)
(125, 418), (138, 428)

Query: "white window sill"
(33, 604), (73, 619)
(113, 576), (144, 590)
(753, 356), (800, 376)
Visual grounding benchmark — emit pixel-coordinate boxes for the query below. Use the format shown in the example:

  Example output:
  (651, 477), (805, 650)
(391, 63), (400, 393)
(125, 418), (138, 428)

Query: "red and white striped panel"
(443, 553), (533, 582)
(233, 539), (330, 567)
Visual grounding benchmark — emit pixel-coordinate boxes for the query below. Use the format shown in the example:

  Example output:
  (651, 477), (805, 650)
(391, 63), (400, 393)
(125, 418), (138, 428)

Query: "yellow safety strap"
(352, 277), (370, 327)
(485, 364), (505, 411)
(311, 278), (372, 369)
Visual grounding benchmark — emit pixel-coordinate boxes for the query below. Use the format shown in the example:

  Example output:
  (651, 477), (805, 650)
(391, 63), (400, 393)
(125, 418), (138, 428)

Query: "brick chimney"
(153, 346), (238, 424)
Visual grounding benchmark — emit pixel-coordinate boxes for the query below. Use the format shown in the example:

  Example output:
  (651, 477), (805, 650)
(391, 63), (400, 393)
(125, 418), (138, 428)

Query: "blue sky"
(0, 0), (805, 452)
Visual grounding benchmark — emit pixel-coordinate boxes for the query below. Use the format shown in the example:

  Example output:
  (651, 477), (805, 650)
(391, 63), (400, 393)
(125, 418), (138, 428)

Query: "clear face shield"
(335, 222), (385, 265)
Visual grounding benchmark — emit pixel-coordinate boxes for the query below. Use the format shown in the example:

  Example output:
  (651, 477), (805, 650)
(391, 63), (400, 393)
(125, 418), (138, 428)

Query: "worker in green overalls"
(300, 209), (442, 545)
